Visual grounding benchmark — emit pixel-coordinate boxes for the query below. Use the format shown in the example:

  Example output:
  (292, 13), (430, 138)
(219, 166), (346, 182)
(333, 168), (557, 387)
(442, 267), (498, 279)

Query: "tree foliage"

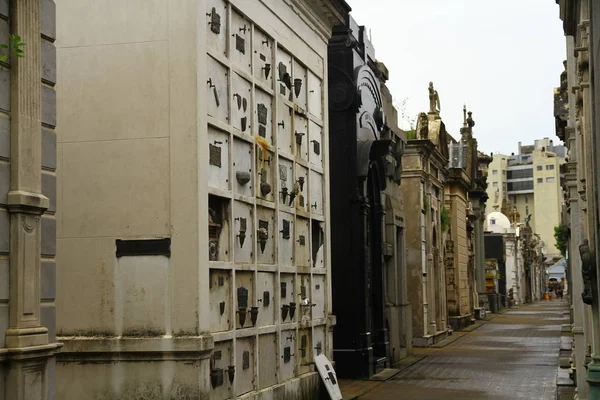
(554, 224), (567, 257)
(441, 207), (450, 231)
(0, 34), (25, 64)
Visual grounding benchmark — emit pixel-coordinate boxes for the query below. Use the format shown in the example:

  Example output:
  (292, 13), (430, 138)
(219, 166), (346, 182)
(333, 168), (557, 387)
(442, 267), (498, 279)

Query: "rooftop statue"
(524, 213), (532, 227)
(416, 112), (429, 139)
(467, 111), (475, 128)
(428, 82), (440, 113)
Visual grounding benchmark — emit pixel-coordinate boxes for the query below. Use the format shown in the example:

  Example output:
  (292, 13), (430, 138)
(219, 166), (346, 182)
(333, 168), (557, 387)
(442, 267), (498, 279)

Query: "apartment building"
(485, 138), (566, 255)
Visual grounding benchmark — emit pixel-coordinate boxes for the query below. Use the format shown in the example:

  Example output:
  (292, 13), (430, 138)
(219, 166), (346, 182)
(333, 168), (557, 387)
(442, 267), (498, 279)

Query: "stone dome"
(485, 211), (511, 233)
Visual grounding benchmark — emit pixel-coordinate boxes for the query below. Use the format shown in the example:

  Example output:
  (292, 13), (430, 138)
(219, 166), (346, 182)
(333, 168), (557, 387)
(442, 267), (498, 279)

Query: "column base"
(586, 354), (600, 399)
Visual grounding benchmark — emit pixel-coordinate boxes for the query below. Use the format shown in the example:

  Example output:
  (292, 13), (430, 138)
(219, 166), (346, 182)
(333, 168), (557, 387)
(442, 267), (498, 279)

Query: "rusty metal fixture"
(237, 307), (247, 327)
(260, 182), (272, 197)
(206, 8), (221, 34)
(280, 219), (290, 239)
(233, 93), (242, 110)
(237, 287), (249, 326)
(250, 306), (259, 326)
(281, 304), (289, 321)
(297, 176), (305, 191)
(208, 208), (221, 261)
(288, 190), (297, 206)
(294, 78), (303, 98)
(236, 171), (250, 186)
(210, 368), (224, 389)
(263, 63), (271, 79)
(282, 73), (292, 90)
(236, 217), (247, 248)
(227, 365), (235, 384)
(280, 187), (288, 203)
(311, 140), (320, 155)
(257, 227), (268, 254)
(300, 335), (307, 358)
(289, 302), (297, 319)
(295, 131), (305, 146)
(314, 341), (322, 355)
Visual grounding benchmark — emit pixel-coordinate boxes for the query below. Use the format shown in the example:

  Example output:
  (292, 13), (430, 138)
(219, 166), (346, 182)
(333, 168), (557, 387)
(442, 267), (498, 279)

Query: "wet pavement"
(358, 301), (568, 400)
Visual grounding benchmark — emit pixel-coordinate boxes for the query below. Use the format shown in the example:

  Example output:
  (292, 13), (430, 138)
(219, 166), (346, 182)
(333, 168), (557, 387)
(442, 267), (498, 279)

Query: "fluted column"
(4, 1), (59, 399)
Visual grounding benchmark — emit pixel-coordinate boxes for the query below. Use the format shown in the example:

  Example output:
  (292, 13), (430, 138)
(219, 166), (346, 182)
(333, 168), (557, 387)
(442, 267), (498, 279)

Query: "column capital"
(7, 190), (49, 214)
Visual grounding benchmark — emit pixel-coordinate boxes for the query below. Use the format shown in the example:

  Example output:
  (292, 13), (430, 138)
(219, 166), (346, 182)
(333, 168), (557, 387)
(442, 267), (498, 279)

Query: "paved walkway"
(357, 301), (568, 400)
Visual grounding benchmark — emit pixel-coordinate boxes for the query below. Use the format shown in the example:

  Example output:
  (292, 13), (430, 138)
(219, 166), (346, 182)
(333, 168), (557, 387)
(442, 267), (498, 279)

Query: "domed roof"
(485, 211), (511, 232)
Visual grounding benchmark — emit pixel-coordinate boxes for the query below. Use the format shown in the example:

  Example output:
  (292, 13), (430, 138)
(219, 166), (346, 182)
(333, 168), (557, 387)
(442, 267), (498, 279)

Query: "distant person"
(556, 288), (563, 300)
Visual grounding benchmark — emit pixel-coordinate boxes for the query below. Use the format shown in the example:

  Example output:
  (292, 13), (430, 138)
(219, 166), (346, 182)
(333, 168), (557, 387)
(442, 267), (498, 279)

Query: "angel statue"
(428, 82), (440, 113)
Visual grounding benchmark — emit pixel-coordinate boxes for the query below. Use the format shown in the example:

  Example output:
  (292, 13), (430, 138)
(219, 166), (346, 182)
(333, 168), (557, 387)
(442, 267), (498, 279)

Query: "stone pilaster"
(4, 1), (60, 399)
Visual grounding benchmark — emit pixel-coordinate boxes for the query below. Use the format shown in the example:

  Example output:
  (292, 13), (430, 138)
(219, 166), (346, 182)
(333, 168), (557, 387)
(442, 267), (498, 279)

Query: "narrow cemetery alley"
(341, 301), (569, 400)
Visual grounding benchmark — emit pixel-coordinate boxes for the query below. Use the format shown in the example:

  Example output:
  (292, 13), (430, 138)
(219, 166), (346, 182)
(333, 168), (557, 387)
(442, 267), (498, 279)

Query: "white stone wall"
(55, 0), (337, 398)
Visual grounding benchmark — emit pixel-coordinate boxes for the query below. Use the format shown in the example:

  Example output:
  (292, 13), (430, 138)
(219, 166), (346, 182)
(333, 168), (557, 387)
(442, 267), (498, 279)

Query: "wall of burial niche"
(205, 0), (329, 398)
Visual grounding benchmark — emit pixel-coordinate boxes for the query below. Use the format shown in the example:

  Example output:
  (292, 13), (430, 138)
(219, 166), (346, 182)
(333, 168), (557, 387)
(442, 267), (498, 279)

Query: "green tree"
(0, 34), (25, 64)
(554, 224), (567, 257)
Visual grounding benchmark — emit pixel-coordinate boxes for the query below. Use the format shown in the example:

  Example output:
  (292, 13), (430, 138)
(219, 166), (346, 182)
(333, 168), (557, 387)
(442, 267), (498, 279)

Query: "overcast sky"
(347, 0), (566, 155)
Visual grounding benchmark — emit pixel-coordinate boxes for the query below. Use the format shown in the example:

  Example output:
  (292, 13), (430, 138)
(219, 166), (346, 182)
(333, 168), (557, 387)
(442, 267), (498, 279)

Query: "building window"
(546, 164), (555, 170)
(492, 170), (498, 175)
(536, 165), (543, 171)
(507, 168), (533, 179)
(537, 178), (543, 183)
(507, 181), (534, 191)
(492, 182), (498, 187)
(490, 219), (496, 225)
(546, 177), (555, 183)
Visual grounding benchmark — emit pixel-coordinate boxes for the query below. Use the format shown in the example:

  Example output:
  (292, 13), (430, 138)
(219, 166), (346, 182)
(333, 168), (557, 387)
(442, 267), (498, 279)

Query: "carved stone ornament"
(21, 214), (39, 233)
(580, 239), (595, 305)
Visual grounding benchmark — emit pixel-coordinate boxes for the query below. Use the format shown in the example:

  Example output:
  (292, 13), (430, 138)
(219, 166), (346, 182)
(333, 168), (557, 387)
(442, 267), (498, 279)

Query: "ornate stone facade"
(401, 86), (450, 346)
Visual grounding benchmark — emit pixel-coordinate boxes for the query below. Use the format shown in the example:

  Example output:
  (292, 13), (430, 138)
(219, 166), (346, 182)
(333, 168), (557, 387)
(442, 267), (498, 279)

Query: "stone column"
(5, 1), (60, 399)
(472, 199), (487, 307)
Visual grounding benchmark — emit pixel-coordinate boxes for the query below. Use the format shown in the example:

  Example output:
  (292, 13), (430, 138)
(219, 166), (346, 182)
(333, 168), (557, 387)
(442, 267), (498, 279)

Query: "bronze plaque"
(312, 140), (320, 155)
(299, 235), (305, 246)
(235, 34), (245, 54)
(237, 287), (248, 309)
(258, 125), (266, 138)
(259, 219), (269, 233)
(281, 219), (290, 239)
(243, 351), (250, 370)
(257, 104), (268, 125)
(209, 144), (221, 168)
